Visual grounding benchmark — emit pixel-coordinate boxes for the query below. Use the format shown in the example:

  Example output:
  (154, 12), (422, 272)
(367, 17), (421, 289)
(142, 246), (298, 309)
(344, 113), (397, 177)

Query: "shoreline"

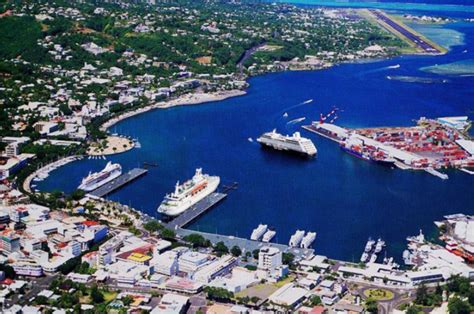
(100, 89), (247, 132)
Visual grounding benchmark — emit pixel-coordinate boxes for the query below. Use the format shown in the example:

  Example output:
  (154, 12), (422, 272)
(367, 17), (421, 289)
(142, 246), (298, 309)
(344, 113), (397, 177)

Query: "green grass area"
(363, 288), (395, 301)
(103, 291), (118, 303)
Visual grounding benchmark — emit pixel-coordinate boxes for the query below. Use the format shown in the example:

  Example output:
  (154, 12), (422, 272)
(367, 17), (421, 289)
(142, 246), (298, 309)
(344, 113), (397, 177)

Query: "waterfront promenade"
(176, 228), (314, 260)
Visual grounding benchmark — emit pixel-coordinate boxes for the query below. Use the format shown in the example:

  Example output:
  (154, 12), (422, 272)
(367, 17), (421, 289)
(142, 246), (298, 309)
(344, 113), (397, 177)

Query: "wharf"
(302, 125), (342, 142)
(176, 228), (315, 260)
(164, 192), (227, 229)
(88, 168), (148, 198)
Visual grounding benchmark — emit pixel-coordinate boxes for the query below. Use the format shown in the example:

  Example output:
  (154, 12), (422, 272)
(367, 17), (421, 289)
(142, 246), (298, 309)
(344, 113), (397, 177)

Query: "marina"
(87, 168), (148, 198)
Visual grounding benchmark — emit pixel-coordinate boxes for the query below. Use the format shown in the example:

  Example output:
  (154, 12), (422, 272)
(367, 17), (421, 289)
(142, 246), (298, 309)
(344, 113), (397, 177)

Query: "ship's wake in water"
(287, 117), (306, 124)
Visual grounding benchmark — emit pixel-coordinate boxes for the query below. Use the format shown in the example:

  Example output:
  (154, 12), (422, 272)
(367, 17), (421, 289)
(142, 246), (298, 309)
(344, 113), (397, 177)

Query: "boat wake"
(287, 117), (306, 124)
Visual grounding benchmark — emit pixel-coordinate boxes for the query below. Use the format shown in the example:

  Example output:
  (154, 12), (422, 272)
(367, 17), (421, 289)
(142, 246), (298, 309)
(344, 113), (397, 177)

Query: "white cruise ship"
(251, 224), (268, 241)
(78, 162), (122, 192)
(257, 130), (317, 157)
(157, 168), (220, 217)
(289, 230), (305, 247)
(300, 232), (317, 249)
(262, 229), (276, 243)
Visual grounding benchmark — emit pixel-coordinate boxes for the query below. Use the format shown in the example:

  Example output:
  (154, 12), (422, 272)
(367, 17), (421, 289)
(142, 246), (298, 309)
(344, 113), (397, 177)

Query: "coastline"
(100, 89), (247, 132)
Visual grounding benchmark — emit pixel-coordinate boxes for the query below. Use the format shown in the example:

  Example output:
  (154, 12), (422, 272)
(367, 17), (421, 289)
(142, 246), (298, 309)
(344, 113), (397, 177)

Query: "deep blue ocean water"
(38, 19), (474, 262)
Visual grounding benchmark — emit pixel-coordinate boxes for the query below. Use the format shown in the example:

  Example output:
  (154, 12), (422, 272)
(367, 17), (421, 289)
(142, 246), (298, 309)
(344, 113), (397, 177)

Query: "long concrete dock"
(164, 192), (227, 229)
(88, 168), (148, 198)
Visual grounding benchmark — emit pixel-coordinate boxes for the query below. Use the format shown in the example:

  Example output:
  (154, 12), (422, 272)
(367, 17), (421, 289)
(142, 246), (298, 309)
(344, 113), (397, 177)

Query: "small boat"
(283, 112), (289, 118)
(302, 99), (313, 104)
(364, 238), (375, 252)
(250, 224), (268, 241)
(262, 229), (276, 243)
(374, 238), (385, 253)
(369, 253), (378, 263)
(248, 137), (253, 142)
(300, 232), (317, 249)
(289, 230), (305, 247)
(360, 252), (369, 263)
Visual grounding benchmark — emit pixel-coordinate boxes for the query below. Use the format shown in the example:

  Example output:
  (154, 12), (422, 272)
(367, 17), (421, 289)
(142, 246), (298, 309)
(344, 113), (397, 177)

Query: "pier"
(88, 168), (148, 198)
(164, 192), (227, 229)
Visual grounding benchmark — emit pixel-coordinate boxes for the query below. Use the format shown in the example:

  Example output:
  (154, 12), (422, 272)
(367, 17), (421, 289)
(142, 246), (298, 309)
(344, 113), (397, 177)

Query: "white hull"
(158, 176), (220, 216)
(78, 169), (121, 191)
(257, 130), (317, 157)
(262, 230), (276, 243)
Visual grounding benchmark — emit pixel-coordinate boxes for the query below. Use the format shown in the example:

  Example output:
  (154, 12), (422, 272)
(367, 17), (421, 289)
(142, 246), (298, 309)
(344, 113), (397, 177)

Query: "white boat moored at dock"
(251, 224), (268, 241)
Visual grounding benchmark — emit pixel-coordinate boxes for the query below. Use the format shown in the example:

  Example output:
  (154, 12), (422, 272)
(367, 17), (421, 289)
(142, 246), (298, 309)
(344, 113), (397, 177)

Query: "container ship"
(157, 168), (220, 217)
(78, 162), (122, 192)
(340, 135), (395, 166)
(257, 130), (317, 157)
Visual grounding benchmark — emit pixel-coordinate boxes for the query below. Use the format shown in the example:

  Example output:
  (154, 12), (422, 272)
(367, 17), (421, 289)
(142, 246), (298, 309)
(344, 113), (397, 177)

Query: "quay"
(175, 228), (315, 260)
(164, 192), (227, 229)
(88, 168), (148, 198)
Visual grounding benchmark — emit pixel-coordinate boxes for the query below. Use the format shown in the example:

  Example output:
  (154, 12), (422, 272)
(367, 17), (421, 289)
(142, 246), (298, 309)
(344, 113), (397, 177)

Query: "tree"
(204, 287), (234, 302)
(231, 245), (242, 257)
(160, 228), (176, 240)
(58, 256), (81, 275)
(214, 241), (229, 256)
(183, 233), (211, 248)
(252, 249), (260, 259)
(90, 285), (104, 304)
(282, 252), (295, 265)
(34, 295), (49, 305)
(308, 295), (322, 306)
(143, 219), (163, 233)
(0, 264), (15, 279)
(250, 296), (260, 304)
(122, 295), (133, 306)
(415, 284), (428, 305)
(365, 298), (378, 313)
(447, 297), (471, 314)
(405, 305), (421, 314)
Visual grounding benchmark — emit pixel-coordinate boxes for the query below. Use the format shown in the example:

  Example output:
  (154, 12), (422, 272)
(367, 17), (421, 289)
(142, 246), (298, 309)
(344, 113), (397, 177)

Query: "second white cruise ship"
(257, 130), (317, 157)
(157, 168), (220, 217)
(78, 162), (122, 192)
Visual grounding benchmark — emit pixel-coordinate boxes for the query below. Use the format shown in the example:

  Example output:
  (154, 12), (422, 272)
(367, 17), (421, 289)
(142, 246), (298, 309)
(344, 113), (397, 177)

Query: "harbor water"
(38, 18), (474, 262)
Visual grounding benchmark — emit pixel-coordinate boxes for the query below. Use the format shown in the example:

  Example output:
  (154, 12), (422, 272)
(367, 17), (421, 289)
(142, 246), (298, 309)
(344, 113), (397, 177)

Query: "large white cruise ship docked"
(78, 162), (122, 192)
(257, 130), (317, 157)
(157, 168), (220, 217)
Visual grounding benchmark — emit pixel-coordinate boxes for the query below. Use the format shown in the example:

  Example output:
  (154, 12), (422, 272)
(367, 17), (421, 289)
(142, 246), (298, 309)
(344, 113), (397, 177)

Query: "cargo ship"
(340, 135), (395, 166)
(257, 130), (317, 157)
(78, 162), (122, 192)
(157, 168), (220, 217)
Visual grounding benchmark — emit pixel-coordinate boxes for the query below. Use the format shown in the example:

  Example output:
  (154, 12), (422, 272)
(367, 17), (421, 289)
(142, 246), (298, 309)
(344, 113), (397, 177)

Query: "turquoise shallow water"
(38, 20), (474, 262)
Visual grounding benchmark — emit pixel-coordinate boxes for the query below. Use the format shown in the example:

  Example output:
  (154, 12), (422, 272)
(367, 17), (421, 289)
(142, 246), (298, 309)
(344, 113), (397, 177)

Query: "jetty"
(88, 168), (148, 198)
(164, 192), (227, 230)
